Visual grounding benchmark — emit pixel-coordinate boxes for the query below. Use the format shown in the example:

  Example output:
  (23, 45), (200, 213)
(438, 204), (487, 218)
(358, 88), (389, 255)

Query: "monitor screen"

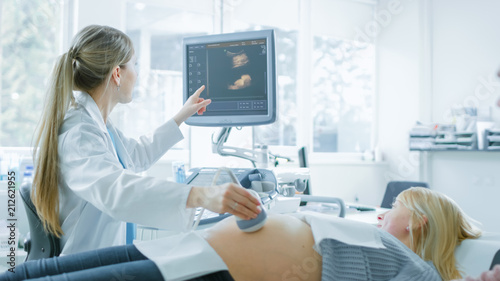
(183, 30), (277, 127)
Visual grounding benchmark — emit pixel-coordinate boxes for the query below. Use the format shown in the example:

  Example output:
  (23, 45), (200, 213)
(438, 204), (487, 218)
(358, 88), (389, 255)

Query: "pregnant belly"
(201, 214), (322, 281)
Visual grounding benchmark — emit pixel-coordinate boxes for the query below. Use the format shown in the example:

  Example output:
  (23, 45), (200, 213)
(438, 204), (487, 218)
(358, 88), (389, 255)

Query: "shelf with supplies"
(408, 121), (500, 151)
(485, 128), (500, 150)
(408, 115), (500, 152)
(410, 122), (472, 151)
(410, 131), (477, 151)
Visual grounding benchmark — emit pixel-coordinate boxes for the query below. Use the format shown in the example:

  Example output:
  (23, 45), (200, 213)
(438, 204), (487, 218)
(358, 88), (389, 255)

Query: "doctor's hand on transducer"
(186, 183), (262, 220)
(235, 189), (267, 232)
(173, 85), (211, 126)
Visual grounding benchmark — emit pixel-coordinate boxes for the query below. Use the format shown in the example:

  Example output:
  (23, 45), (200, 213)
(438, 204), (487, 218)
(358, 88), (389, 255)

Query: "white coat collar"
(74, 91), (126, 167)
(74, 91), (108, 133)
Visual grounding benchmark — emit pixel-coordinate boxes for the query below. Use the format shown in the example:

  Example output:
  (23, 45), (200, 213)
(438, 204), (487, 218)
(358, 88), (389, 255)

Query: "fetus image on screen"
(227, 50), (252, 90)
(207, 45), (266, 100)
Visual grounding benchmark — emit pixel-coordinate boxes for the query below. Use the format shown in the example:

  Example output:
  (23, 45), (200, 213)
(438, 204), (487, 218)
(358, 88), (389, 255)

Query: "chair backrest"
(491, 249), (500, 270)
(298, 146), (311, 196)
(19, 182), (61, 261)
(455, 232), (500, 277)
(380, 181), (429, 208)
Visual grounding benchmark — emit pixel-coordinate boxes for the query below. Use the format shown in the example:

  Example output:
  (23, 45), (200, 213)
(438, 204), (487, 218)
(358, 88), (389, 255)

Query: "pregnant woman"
(2, 187), (481, 281)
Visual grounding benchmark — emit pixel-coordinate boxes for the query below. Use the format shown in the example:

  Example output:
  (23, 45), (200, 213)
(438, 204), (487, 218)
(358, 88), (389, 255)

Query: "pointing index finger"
(192, 85), (205, 99)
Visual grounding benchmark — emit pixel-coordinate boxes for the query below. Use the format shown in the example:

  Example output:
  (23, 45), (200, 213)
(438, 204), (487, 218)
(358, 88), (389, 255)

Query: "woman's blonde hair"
(397, 187), (481, 280)
(32, 25), (134, 237)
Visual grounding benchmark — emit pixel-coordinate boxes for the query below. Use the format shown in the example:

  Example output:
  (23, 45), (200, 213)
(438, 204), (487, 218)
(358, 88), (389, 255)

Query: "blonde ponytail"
(32, 25), (134, 237)
(33, 52), (74, 237)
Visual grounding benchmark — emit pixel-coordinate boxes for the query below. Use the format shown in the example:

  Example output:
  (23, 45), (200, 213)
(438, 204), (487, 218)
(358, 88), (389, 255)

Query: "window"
(221, 0), (300, 148)
(227, 0), (376, 157)
(309, 0), (375, 154)
(109, 1), (216, 152)
(0, 0), (62, 147)
(2, 0), (376, 163)
(312, 36), (374, 152)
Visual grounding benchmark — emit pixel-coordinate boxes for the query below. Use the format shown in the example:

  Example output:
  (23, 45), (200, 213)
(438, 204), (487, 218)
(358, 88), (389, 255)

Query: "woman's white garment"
(136, 232), (228, 281)
(135, 211), (384, 281)
(58, 91), (194, 255)
(290, 211), (385, 252)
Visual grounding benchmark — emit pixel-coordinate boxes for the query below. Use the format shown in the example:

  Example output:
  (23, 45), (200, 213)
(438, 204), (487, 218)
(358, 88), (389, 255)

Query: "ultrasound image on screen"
(184, 30), (276, 126)
(206, 43), (267, 101)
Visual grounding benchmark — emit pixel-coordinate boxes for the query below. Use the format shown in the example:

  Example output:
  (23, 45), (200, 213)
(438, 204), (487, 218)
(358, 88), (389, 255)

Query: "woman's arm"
(59, 124), (194, 230)
(111, 85), (210, 172)
(112, 119), (183, 172)
(173, 85), (211, 126)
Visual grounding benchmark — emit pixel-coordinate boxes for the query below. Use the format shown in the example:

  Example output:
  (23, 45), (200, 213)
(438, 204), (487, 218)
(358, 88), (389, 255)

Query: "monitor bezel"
(182, 29), (277, 127)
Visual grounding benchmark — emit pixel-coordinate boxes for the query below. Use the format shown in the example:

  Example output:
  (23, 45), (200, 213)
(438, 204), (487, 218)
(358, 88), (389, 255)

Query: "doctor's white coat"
(57, 91), (194, 255)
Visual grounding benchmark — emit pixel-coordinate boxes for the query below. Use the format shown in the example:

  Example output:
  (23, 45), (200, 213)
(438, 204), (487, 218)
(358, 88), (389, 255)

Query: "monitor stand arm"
(212, 127), (269, 168)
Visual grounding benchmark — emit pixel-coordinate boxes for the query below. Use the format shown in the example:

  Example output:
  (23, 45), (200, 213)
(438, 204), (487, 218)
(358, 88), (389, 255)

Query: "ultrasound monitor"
(183, 30), (277, 127)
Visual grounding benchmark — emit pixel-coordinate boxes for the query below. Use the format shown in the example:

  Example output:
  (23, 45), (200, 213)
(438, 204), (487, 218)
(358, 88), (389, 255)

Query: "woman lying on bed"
(1, 187), (482, 281)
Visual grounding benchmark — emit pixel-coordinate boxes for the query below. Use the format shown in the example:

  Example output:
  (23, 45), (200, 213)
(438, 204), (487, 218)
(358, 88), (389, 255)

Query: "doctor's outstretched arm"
(187, 183), (262, 220)
(174, 85), (211, 126)
(112, 85), (211, 173)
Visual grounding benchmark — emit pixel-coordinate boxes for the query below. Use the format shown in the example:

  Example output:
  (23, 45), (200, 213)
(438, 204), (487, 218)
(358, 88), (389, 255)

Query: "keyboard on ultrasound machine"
(186, 167), (278, 226)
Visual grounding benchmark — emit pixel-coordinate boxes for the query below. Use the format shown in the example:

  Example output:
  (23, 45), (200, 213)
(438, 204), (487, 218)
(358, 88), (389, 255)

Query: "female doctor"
(31, 24), (261, 255)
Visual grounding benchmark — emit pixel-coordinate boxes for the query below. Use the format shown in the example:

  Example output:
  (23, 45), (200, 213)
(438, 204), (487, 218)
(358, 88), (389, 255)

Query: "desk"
(345, 208), (385, 225)
(297, 202), (387, 225)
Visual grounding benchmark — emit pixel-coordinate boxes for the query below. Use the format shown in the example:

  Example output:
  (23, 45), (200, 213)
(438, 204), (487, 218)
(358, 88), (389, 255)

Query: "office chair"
(380, 181), (429, 208)
(20, 182), (61, 261)
(491, 249), (500, 269)
(455, 232), (500, 277)
(298, 147), (311, 206)
(298, 146), (311, 195)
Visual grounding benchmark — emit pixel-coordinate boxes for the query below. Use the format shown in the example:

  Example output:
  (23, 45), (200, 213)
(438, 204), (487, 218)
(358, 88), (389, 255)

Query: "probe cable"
(192, 168), (239, 230)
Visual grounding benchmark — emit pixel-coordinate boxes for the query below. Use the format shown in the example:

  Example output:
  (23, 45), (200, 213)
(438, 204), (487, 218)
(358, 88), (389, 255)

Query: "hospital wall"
(374, 0), (500, 233)
(428, 0), (500, 233)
